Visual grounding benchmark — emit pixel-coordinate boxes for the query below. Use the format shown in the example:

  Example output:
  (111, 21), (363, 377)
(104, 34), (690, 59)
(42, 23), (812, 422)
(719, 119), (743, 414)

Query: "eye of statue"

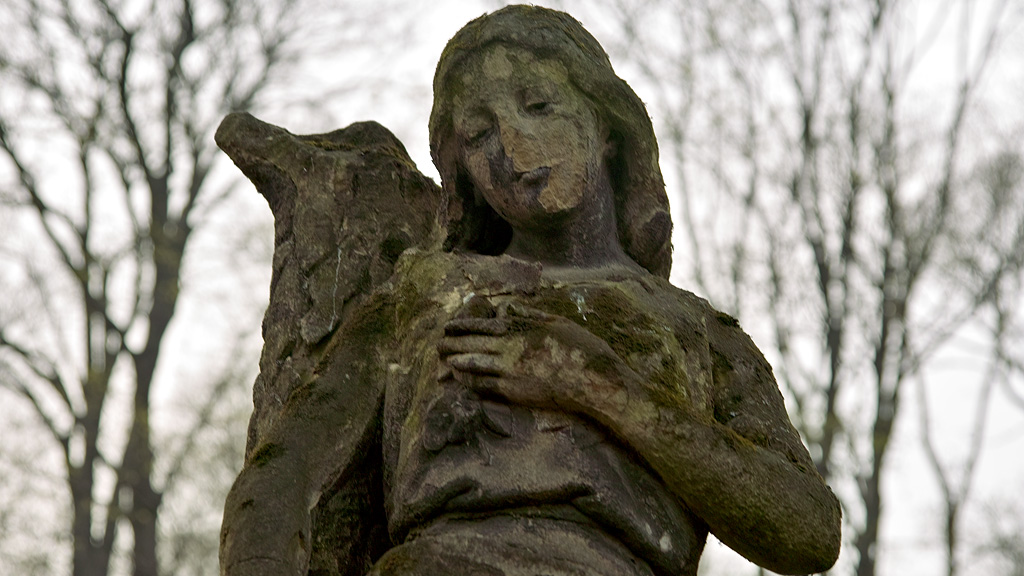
(522, 84), (557, 116)
(525, 101), (552, 114)
(467, 125), (493, 145)
(459, 112), (493, 146)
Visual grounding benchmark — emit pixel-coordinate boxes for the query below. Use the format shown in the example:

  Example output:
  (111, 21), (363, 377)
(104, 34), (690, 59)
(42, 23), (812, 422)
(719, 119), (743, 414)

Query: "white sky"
(2, 0), (1022, 574)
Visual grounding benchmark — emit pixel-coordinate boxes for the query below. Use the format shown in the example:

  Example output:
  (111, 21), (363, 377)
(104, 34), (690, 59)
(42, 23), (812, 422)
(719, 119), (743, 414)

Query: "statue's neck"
(504, 218), (632, 271)
(504, 166), (634, 271)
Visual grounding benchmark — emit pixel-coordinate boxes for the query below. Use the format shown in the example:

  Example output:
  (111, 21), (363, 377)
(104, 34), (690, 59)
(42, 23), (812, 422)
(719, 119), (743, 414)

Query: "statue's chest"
(380, 251), (714, 487)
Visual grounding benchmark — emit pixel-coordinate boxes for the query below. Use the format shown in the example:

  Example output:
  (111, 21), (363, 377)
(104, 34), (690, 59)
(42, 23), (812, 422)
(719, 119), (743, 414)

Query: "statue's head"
(430, 5), (672, 278)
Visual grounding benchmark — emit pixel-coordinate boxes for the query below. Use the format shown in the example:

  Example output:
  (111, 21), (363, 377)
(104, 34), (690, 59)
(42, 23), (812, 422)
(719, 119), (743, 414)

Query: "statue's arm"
(446, 304), (841, 574)
(219, 394), (383, 576)
(220, 301), (393, 576)
(603, 315), (842, 575)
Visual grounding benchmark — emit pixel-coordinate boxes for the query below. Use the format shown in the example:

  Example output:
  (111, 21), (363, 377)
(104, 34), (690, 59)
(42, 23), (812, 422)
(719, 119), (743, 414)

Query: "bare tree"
(918, 149), (1024, 576)
(157, 336), (261, 576)
(545, 0), (1024, 574)
(0, 0), (402, 574)
(978, 499), (1024, 576)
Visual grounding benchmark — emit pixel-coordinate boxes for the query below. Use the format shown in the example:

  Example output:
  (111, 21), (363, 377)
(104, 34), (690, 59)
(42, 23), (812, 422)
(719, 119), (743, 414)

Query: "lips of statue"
(452, 44), (607, 229)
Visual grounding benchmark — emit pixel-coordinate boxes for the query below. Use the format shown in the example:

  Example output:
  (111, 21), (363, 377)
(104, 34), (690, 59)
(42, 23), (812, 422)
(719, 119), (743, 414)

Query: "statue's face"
(451, 44), (609, 230)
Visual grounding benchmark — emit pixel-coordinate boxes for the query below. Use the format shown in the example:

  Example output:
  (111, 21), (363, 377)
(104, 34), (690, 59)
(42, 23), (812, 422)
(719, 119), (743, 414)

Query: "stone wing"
(216, 113), (442, 575)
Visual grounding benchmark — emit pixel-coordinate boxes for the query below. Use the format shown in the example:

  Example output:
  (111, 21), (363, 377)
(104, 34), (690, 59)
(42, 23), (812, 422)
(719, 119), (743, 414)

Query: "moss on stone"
(249, 442), (286, 468)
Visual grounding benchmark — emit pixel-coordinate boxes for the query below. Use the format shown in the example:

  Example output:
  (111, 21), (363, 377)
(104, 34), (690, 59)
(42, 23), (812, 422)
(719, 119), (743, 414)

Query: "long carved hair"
(429, 5), (673, 279)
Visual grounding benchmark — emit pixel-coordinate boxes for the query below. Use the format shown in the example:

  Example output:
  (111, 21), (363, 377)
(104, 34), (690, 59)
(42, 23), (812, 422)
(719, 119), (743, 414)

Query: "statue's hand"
(438, 298), (641, 420)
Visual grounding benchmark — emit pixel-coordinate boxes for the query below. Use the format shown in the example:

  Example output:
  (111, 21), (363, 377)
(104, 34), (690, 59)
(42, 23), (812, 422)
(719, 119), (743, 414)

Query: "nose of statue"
(482, 139), (519, 191)
(496, 116), (546, 175)
(490, 125), (553, 197)
(497, 120), (518, 169)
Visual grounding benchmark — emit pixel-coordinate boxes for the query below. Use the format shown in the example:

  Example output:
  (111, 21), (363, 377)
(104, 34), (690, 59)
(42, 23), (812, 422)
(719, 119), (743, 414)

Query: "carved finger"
(499, 301), (555, 321)
(466, 375), (556, 410)
(437, 335), (505, 357)
(448, 352), (505, 377)
(444, 317), (509, 336)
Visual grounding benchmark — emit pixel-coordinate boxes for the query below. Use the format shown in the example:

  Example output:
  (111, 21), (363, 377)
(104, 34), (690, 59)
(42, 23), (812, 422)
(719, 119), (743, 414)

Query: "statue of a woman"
(218, 6), (841, 576)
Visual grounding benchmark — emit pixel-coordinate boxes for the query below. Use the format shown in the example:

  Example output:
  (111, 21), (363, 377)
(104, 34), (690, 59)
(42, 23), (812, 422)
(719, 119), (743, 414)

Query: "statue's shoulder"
(628, 274), (714, 331)
(387, 251), (545, 329)
(391, 248), (461, 288)
(392, 250), (544, 296)
(634, 275), (771, 369)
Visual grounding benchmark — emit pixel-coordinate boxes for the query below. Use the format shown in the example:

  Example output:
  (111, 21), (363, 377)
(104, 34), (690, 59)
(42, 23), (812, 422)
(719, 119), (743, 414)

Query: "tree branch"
(0, 349), (71, 450)
(0, 329), (75, 419)
(160, 339), (247, 493)
(0, 118), (84, 276)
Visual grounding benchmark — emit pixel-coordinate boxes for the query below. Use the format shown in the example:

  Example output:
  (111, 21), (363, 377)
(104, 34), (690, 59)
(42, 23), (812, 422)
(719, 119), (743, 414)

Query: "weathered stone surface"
(215, 113), (443, 454)
(216, 113), (442, 575)
(217, 6), (841, 576)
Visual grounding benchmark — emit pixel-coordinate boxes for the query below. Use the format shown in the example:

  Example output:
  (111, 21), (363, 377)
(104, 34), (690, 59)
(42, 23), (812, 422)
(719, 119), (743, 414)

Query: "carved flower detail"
(422, 388), (516, 453)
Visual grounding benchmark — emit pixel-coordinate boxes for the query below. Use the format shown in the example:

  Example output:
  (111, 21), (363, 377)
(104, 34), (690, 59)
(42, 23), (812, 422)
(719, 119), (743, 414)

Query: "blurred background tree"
(0, 0), (417, 574)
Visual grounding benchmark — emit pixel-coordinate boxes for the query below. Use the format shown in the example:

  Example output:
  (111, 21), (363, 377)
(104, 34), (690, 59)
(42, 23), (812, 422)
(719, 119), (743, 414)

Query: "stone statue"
(216, 6), (841, 576)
